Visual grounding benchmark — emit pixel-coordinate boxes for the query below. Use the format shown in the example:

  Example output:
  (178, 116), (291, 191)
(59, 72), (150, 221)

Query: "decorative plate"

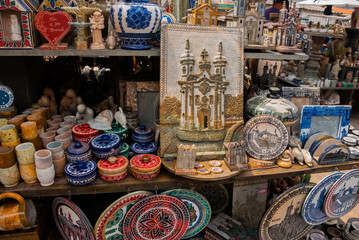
(304, 132), (329, 150)
(324, 169), (359, 219)
(191, 184), (229, 214)
(259, 183), (315, 240)
(130, 142), (158, 155)
(162, 189), (211, 239)
(130, 154), (161, 173)
(53, 197), (95, 240)
(122, 195), (190, 240)
(244, 115), (289, 160)
(91, 134), (121, 152)
(72, 124), (100, 137)
(347, 134), (359, 144)
(318, 143), (350, 165)
(210, 167), (224, 174)
(194, 162), (204, 168)
(94, 191), (153, 240)
(302, 172), (344, 225)
(197, 168), (211, 175)
(309, 136), (335, 155)
(0, 85), (14, 109)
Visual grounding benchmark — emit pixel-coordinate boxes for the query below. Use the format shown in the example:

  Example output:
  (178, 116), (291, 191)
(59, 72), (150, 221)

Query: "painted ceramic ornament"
(64, 160), (97, 185)
(72, 123), (100, 143)
(88, 110), (113, 131)
(194, 162), (204, 168)
(66, 142), (92, 163)
(324, 170), (359, 219)
(114, 107), (127, 129)
(0, 86), (14, 109)
(302, 172), (344, 225)
(35, 11), (73, 50)
(38, 0), (67, 11)
(197, 168), (211, 175)
(244, 115), (289, 161)
(94, 191), (153, 240)
(53, 197), (95, 240)
(97, 156), (129, 182)
(191, 184), (229, 214)
(210, 167), (224, 174)
(91, 133), (122, 159)
(155, 12), (176, 41)
(122, 195), (190, 240)
(209, 160), (222, 167)
(110, 0), (161, 50)
(162, 189), (211, 239)
(259, 183), (315, 240)
(130, 142), (157, 155)
(131, 125), (154, 143)
(317, 143), (350, 165)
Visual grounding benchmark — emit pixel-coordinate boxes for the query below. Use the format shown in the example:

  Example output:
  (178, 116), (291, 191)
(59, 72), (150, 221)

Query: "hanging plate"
(0, 85), (14, 109)
(191, 184), (229, 214)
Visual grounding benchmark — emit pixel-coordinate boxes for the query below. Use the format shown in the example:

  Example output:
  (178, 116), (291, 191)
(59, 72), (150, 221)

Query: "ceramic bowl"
(99, 170), (128, 182)
(91, 133), (121, 152)
(98, 156), (128, 182)
(131, 125), (154, 143)
(48, 120), (61, 129)
(66, 142), (92, 163)
(35, 164), (55, 186)
(64, 160), (97, 186)
(130, 142), (158, 155)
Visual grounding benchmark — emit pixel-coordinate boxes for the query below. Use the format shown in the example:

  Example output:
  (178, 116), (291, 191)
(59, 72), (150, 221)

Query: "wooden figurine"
(175, 144), (197, 175)
(224, 141), (247, 171)
(89, 11), (105, 50)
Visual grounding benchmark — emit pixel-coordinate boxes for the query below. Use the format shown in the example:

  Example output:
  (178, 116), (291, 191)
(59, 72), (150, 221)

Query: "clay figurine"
(106, 31), (117, 49)
(114, 107), (127, 129)
(302, 149), (313, 167)
(329, 59), (341, 80)
(76, 104), (94, 122)
(223, 141), (247, 171)
(89, 11), (105, 50)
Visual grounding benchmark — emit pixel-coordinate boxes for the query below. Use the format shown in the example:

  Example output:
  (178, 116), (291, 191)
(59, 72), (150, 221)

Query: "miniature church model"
(224, 141), (247, 171)
(186, 0), (223, 26)
(175, 144), (197, 175)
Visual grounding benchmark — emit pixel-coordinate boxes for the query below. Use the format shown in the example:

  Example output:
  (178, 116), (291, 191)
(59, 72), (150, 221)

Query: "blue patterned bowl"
(91, 133), (121, 152)
(132, 125), (154, 143)
(130, 142), (157, 155)
(64, 160), (97, 186)
(110, 0), (161, 50)
(66, 142), (92, 163)
(93, 146), (122, 159)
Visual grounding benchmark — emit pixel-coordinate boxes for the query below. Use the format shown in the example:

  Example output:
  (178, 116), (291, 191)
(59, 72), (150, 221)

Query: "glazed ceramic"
(40, 131), (56, 148)
(0, 192), (37, 231)
(130, 154), (161, 180)
(0, 124), (19, 143)
(46, 141), (64, 160)
(130, 142), (158, 155)
(64, 160), (97, 186)
(66, 142), (92, 163)
(120, 143), (130, 158)
(53, 156), (66, 177)
(57, 126), (72, 138)
(132, 125), (154, 143)
(110, 0), (161, 50)
(131, 167), (160, 180)
(0, 146), (16, 168)
(91, 133), (122, 159)
(19, 163), (37, 183)
(15, 143), (35, 165)
(1, 138), (21, 148)
(36, 164), (55, 186)
(72, 123), (100, 143)
(21, 121), (38, 139)
(98, 156), (128, 182)
(104, 123), (128, 138)
(8, 117), (24, 133)
(0, 163), (20, 187)
(60, 120), (74, 128)
(55, 133), (71, 150)
(35, 149), (53, 170)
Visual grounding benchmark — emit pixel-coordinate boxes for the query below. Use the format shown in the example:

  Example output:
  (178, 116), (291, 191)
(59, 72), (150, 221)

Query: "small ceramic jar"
(15, 143), (35, 165)
(120, 143), (130, 158)
(130, 154), (161, 180)
(132, 125), (154, 143)
(46, 141), (64, 160)
(40, 132), (56, 148)
(35, 150), (53, 170)
(98, 156), (129, 182)
(0, 146), (16, 168)
(91, 133), (122, 159)
(60, 120), (74, 129)
(66, 142), (92, 163)
(21, 122), (38, 139)
(53, 156), (66, 177)
(8, 117), (24, 133)
(22, 136), (42, 151)
(57, 126), (72, 138)
(104, 123), (129, 139)
(48, 120), (61, 128)
(51, 115), (63, 121)
(130, 142), (158, 155)
(55, 134), (72, 150)
(19, 163), (37, 183)
(0, 124), (19, 143)
(72, 124), (100, 143)
(0, 163), (20, 187)
(36, 164), (55, 186)
(64, 160), (97, 186)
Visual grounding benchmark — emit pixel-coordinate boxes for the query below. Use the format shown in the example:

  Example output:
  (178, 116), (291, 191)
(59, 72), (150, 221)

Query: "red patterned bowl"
(72, 124), (100, 143)
(130, 154), (161, 173)
(98, 170), (128, 182)
(131, 168), (160, 180)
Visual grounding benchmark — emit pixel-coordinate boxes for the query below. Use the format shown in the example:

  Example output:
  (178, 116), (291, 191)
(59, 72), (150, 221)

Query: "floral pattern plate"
(162, 189), (211, 239)
(122, 195), (190, 240)
(191, 184), (229, 214)
(94, 191), (153, 240)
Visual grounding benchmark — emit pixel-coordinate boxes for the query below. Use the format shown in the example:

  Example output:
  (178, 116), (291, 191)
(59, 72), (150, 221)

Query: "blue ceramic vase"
(110, 0), (161, 50)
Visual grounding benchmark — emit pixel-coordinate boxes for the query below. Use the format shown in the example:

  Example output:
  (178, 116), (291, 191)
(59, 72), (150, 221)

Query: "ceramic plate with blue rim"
(324, 169), (359, 219)
(91, 133), (121, 152)
(0, 85), (14, 109)
(302, 172), (344, 225)
(130, 142), (158, 155)
(162, 189), (211, 239)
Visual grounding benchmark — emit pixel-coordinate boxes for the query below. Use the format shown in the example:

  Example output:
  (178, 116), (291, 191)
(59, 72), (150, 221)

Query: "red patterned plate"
(123, 195), (190, 240)
(130, 154), (161, 173)
(72, 124), (100, 138)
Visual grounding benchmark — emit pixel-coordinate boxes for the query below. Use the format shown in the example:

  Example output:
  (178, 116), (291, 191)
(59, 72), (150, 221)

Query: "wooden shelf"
(321, 87), (359, 90)
(2, 160), (358, 198)
(244, 50), (310, 61)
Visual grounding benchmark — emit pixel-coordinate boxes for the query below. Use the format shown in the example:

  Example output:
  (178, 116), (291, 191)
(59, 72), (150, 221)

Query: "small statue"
(60, 89), (78, 115)
(89, 11), (105, 50)
(9, 15), (22, 41)
(330, 59), (341, 81)
(114, 107), (127, 129)
(88, 109), (113, 130)
(224, 141), (247, 171)
(106, 31), (117, 50)
(38, 88), (58, 115)
(76, 103), (94, 122)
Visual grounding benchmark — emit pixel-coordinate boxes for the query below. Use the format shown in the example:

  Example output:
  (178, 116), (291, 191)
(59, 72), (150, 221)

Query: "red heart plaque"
(35, 11), (72, 50)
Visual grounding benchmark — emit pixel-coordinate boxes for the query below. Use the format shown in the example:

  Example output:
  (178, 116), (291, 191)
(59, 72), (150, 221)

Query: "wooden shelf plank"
(244, 50), (310, 61)
(321, 87), (359, 90)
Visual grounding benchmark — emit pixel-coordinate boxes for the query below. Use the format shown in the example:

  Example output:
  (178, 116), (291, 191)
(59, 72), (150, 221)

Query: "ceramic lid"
(67, 142), (90, 156)
(245, 87), (299, 126)
(98, 156), (129, 174)
(132, 125), (154, 143)
(72, 123), (100, 137)
(130, 154), (161, 173)
(120, 143), (130, 155)
(91, 133), (121, 152)
(104, 123), (128, 136)
(130, 142), (158, 154)
(64, 160), (97, 177)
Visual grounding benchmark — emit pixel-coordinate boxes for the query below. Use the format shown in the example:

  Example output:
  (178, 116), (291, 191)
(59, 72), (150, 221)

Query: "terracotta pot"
(22, 136), (42, 151)
(53, 156), (66, 177)
(1, 138), (21, 148)
(0, 124), (19, 143)
(15, 143), (35, 165)
(46, 141), (64, 160)
(60, 120), (74, 129)
(35, 164), (55, 186)
(55, 134), (71, 150)
(0, 164), (20, 187)
(35, 150), (53, 170)
(21, 122), (38, 139)
(19, 164), (37, 183)
(8, 117), (24, 133)
(48, 120), (61, 128)
(56, 126), (72, 138)
(51, 115), (63, 121)
(0, 192), (37, 231)
(40, 132), (56, 148)
(0, 146), (16, 168)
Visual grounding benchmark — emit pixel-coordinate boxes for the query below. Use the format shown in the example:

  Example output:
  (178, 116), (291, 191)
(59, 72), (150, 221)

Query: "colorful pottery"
(52, 197), (95, 240)
(131, 167), (160, 180)
(19, 163), (37, 183)
(0, 163), (20, 187)
(27, 114), (44, 133)
(324, 170), (359, 219)
(155, 12), (176, 41)
(104, 123), (128, 138)
(162, 189), (211, 239)
(259, 183), (315, 240)
(194, 162), (204, 168)
(36, 164), (55, 186)
(95, 191), (153, 240)
(130, 142), (158, 155)
(0, 124), (19, 143)
(91, 133), (121, 152)
(55, 134), (71, 150)
(0, 86), (14, 109)
(15, 143), (35, 165)
(72, 123), (100, 143)
(210, 167), (224, 173)
(40, 131), (56, 148)
(302, 172), (344, 225)
(122, 195), (190, 240)
(46, 141), (64, 160)
(209, 160), (222, 167)
(66, 142), (92, 163)
(130, 154), (161, 173)
(34, 149), (53, 169)
(110, 0), (161, 50)
(0, 192), (36, 231)
(0, 146), (16, 168)
(191, 184), (229, 214)
(98, 156), (129, 182)
(131, 125), (154, 143)
(120, 143), (130, 158)
(64, 160), (97, 186)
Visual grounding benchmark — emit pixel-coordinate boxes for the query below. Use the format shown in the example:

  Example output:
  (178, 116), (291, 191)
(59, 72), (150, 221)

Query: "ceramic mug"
(40, 132), (56, 148)
(0, 146), (16, 168)
(0, 192), (37, 231)
(0, 163), (20, 187)
(15, 143), (36, 165)
(0, 124), (19, 143)
(35, 149), (53, 170)
(36, 164), (55, 186)
(55, 134), (71, 150)
(21, 122), (38, 139)
(53, 156), (66, 177)
(19, 164), (37, 183)
(46, 141), (64, 160)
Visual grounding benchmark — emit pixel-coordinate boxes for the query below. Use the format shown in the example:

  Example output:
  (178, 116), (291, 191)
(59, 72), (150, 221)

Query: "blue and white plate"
(302, 172), (344, 225)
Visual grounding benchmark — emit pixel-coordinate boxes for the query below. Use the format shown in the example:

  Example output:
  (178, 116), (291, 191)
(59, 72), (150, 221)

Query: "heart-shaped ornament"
(35, 11), (72, 47)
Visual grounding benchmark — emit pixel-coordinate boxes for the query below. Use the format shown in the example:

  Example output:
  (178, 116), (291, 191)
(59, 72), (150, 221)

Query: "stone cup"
(0, 163), (20, 187)
(0, 146), (16, 168)
(56, 126), (72, 138)
(36, 164), (55, 186)
(1, 138), (21, 148)
(46, 141), (64, 160)
(46, 126), (58, 135)
(8, 117), (24, 133)
(15, 143), (35, 165)
(0, 124), (19, 143)
(40, 132), (56, 148)
(19, 163), (37, 183)
(64, 115), (76, 123)
(22, 136), (42, 151)
(35, 150), (53, 170)
(51, 115), (63, 121)
(48, 120), (61, 129)
(21, 122), (38, 139)
(53, 155), (66, 177)
(60, 120), (74, 129)
(55, 134), (71, 150)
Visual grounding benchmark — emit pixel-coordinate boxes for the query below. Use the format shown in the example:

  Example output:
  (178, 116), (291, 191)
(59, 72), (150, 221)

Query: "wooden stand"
(174, 160), (197, 175)
(75, 40), (88, 50)
(40, 42), (68, 50)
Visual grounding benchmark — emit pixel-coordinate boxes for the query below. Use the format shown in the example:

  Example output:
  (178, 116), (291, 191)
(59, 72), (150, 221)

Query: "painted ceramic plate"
(303, 132), (329, 150)
(191, 184), (229, 214)
(302, 172), (344, 225)
(94, 191), (153, 240)
(259, 183), (315, 240)
(122, 195), (190, 240)
(52, 197), (95, 240)
(0, 85), (14, 109)
(244, 115), (289, 160)
(324, 169), (359, 219)
(162, 189), (211, 239)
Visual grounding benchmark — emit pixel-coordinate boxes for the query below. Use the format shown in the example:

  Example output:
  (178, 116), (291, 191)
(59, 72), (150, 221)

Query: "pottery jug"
(110, 0), (161, 50)
(0, 192), (37, 231)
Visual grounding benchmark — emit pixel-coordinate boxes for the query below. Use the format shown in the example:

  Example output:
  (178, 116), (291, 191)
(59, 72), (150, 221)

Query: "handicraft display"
(259, 183), (315, 240)
(186, 0), (222, 26)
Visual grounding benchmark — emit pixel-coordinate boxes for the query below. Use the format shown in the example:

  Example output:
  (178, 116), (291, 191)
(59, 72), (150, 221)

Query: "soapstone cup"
(55, 134), (71, 150)
(35, 164), (55, 186)
(35, 149), (53, 170)
(48, 120), (61, 129)
(19, 163), (37, 183)
(0, 124), (19, 143)
(46, 141), (64, 160)
(56, 126), (72, 138)
(15, 143), (35, 165)
(60, 121), (74, 129)
(64, 115), (76, 123)
(0, 163), (20, 187)
(40, 132), (56, 148)
(22, 136), (42, 151)
(21, 122), (38, 139)
(0, 146), (16, 168)
(53, 155), (66, 177)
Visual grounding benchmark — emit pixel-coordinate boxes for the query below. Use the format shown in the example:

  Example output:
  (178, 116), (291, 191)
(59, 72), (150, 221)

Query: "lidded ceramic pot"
(130, 154), (161, 180)
(130, 142), (158, 155)
(245, 87), (299, 127)
(66, 142), (92, 163)
(132, 125), (154, 143)
(72, 123), (100, 143)
(124, 107), (139, 129)
(120, 143), (130, 158)
(91, 133), (121, 159)
(64, 160), (97, 186)
(104, 123), (129, 139)
(98, 156), (129, 182)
